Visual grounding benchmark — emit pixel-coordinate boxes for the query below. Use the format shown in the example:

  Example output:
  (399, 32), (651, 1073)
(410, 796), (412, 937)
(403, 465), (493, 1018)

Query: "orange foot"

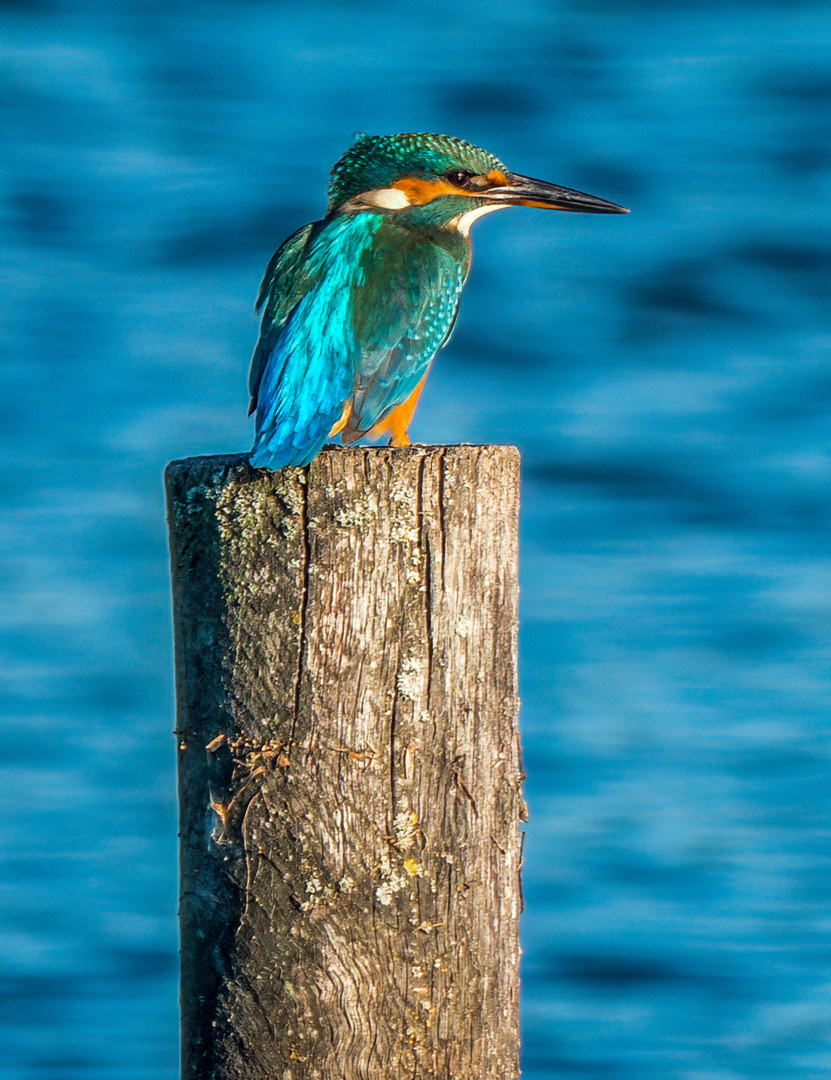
(367, 374), (427, 447)
(328, 400), (351, 437)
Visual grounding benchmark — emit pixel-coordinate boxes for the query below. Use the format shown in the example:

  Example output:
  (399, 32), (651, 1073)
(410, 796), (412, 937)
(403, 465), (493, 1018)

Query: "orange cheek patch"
(393, 177), (470, 204)
(486, 169), (509, 187)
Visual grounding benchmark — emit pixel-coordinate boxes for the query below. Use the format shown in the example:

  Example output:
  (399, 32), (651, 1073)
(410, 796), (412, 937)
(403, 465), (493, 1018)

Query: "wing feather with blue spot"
(249, 214), (382, 468)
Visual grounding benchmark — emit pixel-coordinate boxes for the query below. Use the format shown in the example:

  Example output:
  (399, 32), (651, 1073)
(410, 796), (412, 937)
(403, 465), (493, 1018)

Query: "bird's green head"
(327, 132), (507, 212)
(326, 132), (629, 229)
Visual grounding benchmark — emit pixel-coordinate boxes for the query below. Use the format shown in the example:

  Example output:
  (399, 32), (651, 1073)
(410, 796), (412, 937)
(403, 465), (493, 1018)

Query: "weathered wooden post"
(166, 445), (522, 1080)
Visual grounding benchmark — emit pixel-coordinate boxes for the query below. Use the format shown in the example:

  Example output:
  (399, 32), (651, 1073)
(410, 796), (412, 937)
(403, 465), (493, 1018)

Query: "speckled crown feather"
(327, 132), (508, 211)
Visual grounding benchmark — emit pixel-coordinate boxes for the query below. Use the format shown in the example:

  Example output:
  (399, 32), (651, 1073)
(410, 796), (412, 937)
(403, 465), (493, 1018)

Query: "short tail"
(250, 410), (338, 469)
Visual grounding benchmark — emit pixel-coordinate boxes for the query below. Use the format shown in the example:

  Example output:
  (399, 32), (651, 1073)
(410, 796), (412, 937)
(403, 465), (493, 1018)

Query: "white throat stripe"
(451, 202), (507, 236)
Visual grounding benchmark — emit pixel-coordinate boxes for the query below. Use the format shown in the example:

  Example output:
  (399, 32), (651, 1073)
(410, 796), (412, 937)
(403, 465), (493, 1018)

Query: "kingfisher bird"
(248, 132), (628, 468)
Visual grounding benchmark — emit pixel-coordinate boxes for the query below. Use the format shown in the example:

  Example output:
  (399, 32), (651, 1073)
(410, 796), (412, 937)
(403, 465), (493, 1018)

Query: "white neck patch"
(450, 202), (507, 237)
(360, 187), (411, 209)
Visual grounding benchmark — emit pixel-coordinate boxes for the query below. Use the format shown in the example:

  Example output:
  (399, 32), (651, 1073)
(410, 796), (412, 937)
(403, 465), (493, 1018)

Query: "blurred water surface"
(2, 1), (831, 1076)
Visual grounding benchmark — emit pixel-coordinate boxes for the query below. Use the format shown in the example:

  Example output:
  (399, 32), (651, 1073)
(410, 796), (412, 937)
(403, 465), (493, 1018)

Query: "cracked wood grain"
(166, 446), (522, 1080)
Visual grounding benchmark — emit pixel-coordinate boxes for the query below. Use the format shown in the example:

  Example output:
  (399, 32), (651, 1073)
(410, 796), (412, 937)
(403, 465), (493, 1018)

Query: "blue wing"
(342, 223), (469, 442)
(249, 214), (381, 468)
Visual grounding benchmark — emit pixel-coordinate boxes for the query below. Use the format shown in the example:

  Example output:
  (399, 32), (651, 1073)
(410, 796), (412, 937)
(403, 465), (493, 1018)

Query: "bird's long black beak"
(485, 173), (629, 214)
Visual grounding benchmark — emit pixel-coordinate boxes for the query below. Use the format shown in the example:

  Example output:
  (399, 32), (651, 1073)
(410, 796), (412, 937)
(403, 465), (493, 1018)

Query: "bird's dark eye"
(445, 169), (474, 187)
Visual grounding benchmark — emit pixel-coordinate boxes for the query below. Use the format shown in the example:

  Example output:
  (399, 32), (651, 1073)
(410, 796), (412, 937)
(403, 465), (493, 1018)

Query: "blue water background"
(3, 1), (831, 1076)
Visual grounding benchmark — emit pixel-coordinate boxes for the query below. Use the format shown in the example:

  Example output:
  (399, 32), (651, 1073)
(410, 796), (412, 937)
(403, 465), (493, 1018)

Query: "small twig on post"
(166, 446), (522, 1080)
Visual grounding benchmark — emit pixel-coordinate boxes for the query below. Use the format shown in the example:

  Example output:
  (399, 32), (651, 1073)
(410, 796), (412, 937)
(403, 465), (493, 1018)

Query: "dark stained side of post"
(165, 446), (522, 1080)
